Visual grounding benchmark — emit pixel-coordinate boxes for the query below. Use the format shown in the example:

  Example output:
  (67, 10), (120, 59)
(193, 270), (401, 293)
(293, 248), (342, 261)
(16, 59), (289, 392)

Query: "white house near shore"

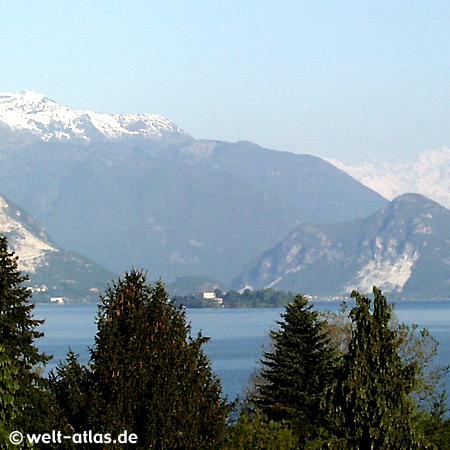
(197, 291), (223, 305)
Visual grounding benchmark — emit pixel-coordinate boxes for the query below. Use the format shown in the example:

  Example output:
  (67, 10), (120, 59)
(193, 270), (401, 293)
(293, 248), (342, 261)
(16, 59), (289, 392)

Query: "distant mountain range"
(0, 193), (115, 302)
(234, 194), (450, 299)
(0, 92), (387, 284)
(0, 93), (448, 300)
(330, 147), (450, 209)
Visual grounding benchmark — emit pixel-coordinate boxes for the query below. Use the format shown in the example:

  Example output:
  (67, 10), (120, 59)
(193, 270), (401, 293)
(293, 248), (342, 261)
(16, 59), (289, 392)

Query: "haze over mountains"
(0, 92), (448, 299)
(330, 147), (450, 209)
(235, 194), (450, 299)
(0, 192), (114, 302)
(0, 92), (387, 285)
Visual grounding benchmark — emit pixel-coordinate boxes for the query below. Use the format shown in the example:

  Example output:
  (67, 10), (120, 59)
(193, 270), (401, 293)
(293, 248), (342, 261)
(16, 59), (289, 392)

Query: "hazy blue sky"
(1, 1), (449, 163)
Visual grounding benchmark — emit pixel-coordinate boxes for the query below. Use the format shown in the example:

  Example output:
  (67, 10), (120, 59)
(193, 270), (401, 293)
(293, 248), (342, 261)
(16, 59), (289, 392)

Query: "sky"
(1, 1), (450, 164)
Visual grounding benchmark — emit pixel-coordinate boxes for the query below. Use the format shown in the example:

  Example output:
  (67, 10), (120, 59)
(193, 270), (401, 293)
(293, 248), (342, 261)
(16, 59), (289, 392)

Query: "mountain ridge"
(0, 192), (115, 302)
(234, 193), (450, 299)
(0, 92), (387, 283)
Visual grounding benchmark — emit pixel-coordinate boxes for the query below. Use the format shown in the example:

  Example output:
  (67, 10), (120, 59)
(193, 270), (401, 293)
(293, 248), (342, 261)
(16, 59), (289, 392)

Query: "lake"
(34, 300), (450, 401)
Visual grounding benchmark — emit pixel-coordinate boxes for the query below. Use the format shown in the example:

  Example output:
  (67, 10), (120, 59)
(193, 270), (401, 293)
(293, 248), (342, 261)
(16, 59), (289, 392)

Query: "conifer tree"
(48, 349), (93, 438)
(253, 294), (337, 440)
(0, 345), (21, 445)
(329, 287), (425, 449)
(0, 234), (50, 438)
(63, 269), (229, 449)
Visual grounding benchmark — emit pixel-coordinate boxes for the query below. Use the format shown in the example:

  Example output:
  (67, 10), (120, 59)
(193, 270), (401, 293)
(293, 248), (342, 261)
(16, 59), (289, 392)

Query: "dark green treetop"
(329, 287), (426, 449)
(0, 235), (49, 368)
(54, 269), (228, 449)
(0, 234), (50, 439)
(253, 294), (338, 441)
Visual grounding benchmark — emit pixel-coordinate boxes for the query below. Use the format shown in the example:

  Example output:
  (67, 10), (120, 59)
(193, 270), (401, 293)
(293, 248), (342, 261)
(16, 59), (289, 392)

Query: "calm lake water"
(34, 301), (450, 401)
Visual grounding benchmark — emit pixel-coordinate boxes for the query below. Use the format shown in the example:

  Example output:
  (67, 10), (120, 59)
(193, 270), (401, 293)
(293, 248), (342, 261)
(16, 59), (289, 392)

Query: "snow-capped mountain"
(0, 93), (387, 284)
(329, 147), (450, 209)
(0, 91), (190, 143)
(0, 193), (115, 302)
(234, 194), (450, 299)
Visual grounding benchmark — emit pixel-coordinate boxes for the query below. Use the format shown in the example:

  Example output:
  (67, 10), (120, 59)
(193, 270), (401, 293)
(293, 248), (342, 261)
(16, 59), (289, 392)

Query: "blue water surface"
(34, 301), (450, 401)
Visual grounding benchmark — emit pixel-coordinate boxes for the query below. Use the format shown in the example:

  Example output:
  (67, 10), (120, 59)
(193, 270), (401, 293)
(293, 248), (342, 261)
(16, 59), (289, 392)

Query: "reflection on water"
(35, 300), (450, 401)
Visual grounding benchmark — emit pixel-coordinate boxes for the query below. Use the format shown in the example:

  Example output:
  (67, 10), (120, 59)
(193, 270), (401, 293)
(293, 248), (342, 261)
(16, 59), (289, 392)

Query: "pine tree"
(329, 287), (426, 449)
(253, 294), (338, 440)
(0, 345), (21, 445)
(55, 269), (228, 449)
(0, 234), (50, 439)
(48, 349), (93, 439)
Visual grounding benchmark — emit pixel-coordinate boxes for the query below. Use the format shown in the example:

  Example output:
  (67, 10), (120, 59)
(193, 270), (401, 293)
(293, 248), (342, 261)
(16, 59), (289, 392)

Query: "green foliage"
(320, 302), (352, 356)
(224, 288), (293, 308)
(322, 302), (449, 417)
(0, 345), (21, 448)
(0, 235), (51, 445)
(48, 350), (93, 435)
(329, 287), (425, 449)
(224, 411), (298, 450)
(0, 235), (49, 368)
(253, 294), (338, 441)
(51, 270), (228, 449)
(397, 323), (449, 414)
(172, 293), (220, 308)
(415, 400), (450, 449)
(174, 288), (293, 308)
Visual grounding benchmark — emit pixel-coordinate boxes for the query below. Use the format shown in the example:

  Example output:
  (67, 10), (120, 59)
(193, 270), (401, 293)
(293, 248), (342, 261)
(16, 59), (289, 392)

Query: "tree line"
(1, 234), (450, 449)
(173, 288), (293, 308)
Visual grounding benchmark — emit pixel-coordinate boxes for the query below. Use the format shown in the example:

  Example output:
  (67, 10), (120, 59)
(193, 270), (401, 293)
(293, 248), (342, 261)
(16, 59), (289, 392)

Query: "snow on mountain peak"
(328, 146), (450, 209)
(0, 91), (190, 142)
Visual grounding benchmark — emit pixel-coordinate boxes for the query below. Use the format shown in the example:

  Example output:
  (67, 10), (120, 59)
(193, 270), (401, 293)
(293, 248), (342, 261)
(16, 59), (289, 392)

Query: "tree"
(53, 270), (228, 449)
(0, 345), (21, 446)
(224, 411), (298, 450)
(0, 234), (50, 441)
(253, 294), (338, 441)
(321, 302), (449, 413)
(329, 287), (426, 449)
(48, 349), (94, 443)
(415, 398), (450, 449)
(397, 322), (448, 414)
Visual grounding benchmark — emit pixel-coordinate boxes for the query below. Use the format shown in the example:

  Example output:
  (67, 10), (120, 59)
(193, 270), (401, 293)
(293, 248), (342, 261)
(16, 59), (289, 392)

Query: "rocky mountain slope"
(0, 193), (115, 302)
(0, 92), (387, 283)
(329, 147), (450, 209)
(234, 194), (450, 299)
